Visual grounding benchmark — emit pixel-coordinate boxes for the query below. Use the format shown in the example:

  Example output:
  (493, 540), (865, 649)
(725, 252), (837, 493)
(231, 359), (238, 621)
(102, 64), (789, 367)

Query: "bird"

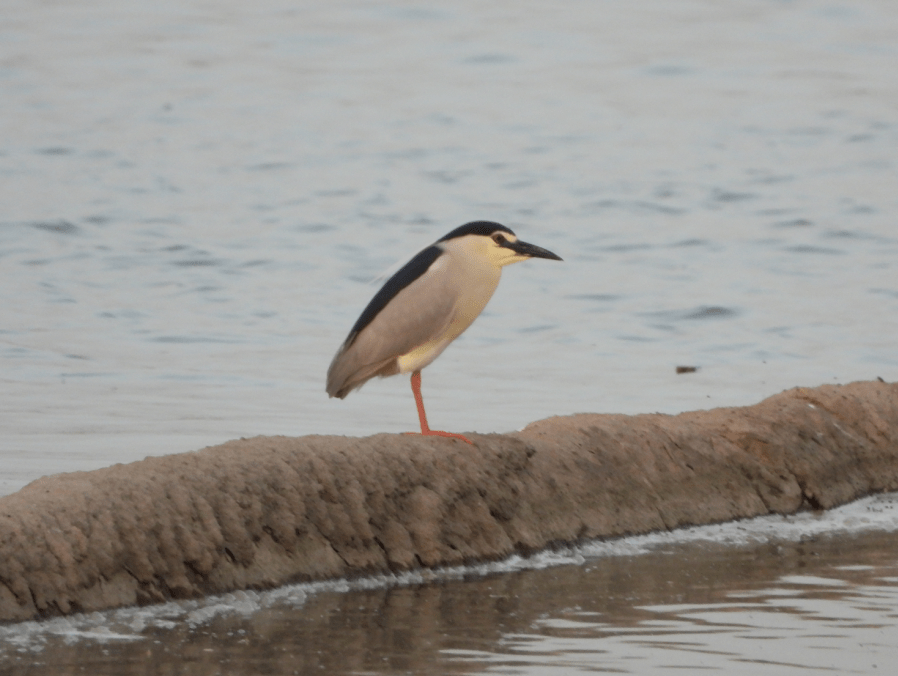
(326, 220), (562, 444)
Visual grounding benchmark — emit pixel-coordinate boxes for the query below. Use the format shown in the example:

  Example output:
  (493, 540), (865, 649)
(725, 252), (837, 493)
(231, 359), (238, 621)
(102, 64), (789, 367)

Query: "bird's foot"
(404, 430), (474, 445)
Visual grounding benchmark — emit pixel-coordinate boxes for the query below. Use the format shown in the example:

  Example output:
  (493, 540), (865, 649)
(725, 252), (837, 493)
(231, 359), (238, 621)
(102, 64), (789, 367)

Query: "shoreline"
(1, 380), (895, 623)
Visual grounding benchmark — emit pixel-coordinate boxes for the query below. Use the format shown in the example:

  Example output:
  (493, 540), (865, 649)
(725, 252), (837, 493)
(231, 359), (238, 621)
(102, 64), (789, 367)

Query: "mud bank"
(1, 380), (896, 623)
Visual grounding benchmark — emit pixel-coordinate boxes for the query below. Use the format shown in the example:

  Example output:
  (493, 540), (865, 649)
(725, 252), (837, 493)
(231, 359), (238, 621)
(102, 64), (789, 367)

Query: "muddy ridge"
(1, 380), (896, 623)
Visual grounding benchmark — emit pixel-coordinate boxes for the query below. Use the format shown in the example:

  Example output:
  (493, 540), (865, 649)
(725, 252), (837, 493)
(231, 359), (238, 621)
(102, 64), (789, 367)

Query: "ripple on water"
(647, 305), (740, 322)
(784, 244), (845, 255)
(29, 220), (80, 235)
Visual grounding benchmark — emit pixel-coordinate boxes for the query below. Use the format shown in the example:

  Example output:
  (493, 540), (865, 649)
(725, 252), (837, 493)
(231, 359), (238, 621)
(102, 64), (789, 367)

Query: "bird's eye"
(492, 234), (506, 245)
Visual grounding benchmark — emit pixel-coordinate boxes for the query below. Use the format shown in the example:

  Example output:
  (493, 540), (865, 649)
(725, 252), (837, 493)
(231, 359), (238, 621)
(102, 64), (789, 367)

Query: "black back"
(343, 245), (444, 348)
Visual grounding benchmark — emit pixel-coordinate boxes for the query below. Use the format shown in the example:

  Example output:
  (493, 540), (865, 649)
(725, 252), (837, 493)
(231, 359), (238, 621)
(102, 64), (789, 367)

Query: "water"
(2, 0), (898, 671)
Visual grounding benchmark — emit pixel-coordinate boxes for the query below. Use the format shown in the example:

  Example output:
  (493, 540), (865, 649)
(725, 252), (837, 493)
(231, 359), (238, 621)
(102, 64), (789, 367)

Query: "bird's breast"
(446, 265), (501, 335)
(395, 258), (501, 374)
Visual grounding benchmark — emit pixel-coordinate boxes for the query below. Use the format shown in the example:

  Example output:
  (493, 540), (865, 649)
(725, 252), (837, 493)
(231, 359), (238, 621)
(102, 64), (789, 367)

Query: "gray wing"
(326, 264), (456, 398)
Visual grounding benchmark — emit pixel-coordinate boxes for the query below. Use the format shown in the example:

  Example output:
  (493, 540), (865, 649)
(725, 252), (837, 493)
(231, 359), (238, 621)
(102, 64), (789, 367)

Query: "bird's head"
(438, 221), (562, 269)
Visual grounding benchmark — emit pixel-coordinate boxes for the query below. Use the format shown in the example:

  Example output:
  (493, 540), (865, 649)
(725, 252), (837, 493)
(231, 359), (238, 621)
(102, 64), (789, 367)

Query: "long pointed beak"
(506, 239), (563, 261)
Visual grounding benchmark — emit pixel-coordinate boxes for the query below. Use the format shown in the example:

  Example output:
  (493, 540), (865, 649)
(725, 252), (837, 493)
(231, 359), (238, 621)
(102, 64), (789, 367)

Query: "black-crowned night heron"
(326, 221), (562, 443)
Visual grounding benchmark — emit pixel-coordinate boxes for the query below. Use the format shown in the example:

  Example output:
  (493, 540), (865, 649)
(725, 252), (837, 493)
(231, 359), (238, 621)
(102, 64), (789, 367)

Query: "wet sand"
(1, 380), (895, 623)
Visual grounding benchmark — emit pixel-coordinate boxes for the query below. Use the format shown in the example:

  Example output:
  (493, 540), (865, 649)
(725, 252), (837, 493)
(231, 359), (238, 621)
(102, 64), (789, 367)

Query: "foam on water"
(2, 491), (897, 658)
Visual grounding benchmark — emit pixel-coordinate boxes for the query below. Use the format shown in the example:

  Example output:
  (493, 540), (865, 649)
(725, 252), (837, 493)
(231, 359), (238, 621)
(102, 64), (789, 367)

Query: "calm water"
(2, 0), (898, 671)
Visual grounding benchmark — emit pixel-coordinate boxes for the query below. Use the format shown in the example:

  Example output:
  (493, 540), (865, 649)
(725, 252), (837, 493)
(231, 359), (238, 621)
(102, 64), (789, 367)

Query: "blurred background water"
(2, 0), (898, 671)
(1, 0), (896, 493)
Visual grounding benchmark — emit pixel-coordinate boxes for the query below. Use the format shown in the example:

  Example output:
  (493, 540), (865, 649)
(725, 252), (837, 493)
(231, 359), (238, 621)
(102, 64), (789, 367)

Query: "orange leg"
(406, 370), (473, 444)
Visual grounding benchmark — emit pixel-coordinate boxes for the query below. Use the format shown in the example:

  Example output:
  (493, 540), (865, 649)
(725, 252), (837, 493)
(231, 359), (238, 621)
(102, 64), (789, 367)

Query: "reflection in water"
(487, 537), (898, 674)
(3, 510), (898, 675)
